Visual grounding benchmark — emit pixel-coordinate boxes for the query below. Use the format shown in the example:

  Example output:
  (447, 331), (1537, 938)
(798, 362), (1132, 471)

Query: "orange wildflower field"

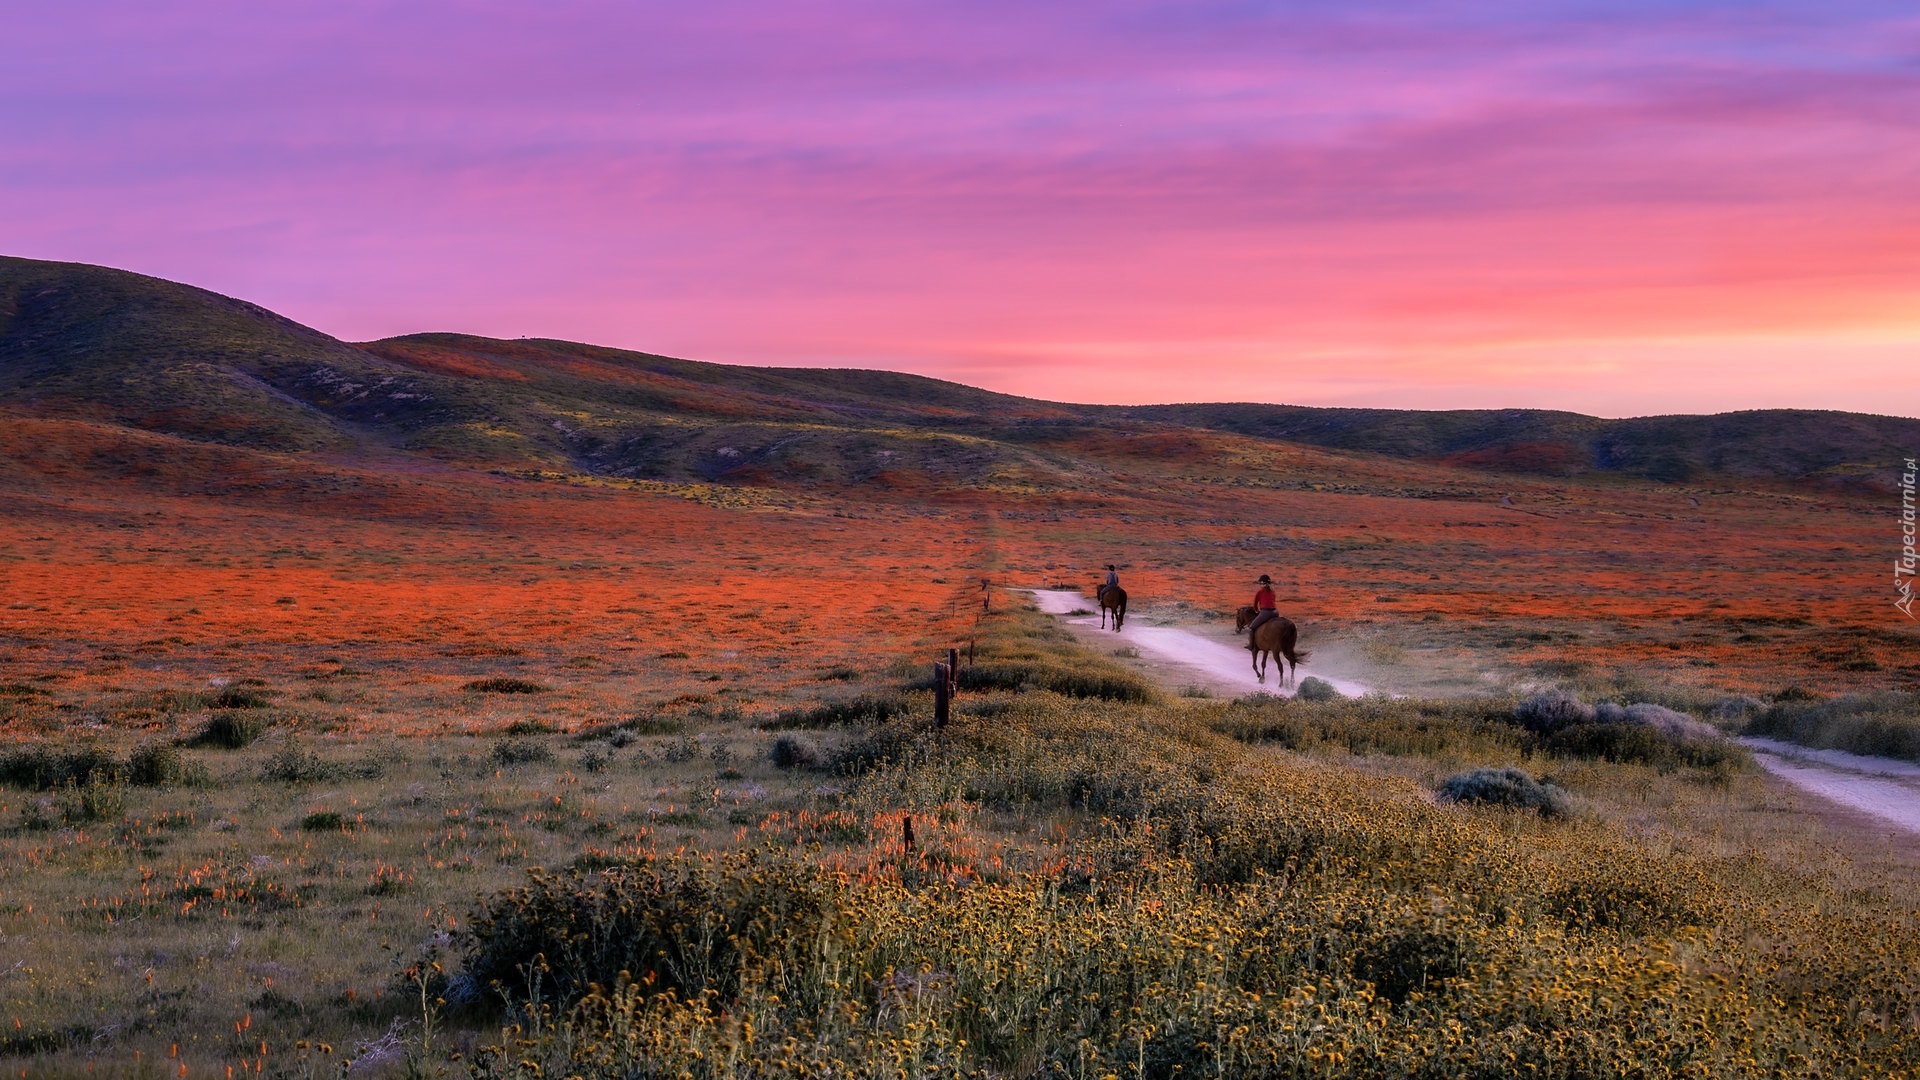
(1, 409), (1916, 1080)
(0, 412), (1899, 736)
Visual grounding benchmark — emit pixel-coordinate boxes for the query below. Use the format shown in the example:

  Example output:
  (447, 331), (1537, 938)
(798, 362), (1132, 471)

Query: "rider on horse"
(1103, 564), (1120, 592)
(1245, 574), (1278, 652)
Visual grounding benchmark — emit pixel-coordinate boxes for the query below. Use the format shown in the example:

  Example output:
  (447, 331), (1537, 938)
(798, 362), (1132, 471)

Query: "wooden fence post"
(933, 661), (951, 728)
(982, 578), (992, 612)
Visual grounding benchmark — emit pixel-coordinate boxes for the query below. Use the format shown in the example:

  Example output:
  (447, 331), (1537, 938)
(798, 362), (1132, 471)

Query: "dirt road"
(1740, 737), (1920, 837)
(1026, 589), (1379, 698)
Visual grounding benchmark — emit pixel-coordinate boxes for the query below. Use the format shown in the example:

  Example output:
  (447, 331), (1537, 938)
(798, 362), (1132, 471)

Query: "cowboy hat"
(1257, 574), (1272, 584)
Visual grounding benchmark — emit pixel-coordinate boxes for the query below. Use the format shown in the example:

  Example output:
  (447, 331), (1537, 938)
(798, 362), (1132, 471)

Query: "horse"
(1097, 584), (1128, 631)
(1234, 605), (1310, 686)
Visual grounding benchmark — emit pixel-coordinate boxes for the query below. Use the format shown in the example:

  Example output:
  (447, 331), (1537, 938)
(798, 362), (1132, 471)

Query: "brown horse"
(1097, 584), (1128, 631)
(1235, 606), (1310, 686)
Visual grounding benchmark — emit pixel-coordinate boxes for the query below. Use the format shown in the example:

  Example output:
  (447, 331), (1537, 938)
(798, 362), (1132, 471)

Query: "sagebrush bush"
(1595, 702), (1719, 742)
(1295, 676), (1341, 702)
(1745, 691), (1920, 763)
(1514, 690), (1595, 733)
(1436, 767), (1568, 816)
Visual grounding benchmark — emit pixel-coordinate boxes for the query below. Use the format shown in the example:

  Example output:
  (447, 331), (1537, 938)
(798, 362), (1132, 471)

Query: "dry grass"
(0, 402), (1911, 1076)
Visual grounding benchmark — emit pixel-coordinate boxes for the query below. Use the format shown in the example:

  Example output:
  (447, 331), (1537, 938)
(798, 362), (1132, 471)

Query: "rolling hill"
(2, 254), (1911, 491)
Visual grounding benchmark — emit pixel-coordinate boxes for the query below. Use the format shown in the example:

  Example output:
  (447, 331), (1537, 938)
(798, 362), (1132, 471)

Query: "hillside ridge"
(2, 255), (1909, 489)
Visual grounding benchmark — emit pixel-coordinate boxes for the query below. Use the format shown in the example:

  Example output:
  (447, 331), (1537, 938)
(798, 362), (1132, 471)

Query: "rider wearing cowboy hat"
(1103, 564), (1120, 592)
(1245, 574), (1279, 651)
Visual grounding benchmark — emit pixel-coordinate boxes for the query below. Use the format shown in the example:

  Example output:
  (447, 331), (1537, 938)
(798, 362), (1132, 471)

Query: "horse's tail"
(1280, 621), (1309, 665)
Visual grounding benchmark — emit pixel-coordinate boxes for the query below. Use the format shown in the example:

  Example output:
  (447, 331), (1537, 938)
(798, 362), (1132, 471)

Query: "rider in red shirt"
(1246, 574), (1278, 651)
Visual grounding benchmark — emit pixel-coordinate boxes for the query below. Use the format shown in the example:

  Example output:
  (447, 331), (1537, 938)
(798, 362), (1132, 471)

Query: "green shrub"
(491, 737), (554, 766)
(0, 745), (117, 790)
(958, 661), (1157, 703)
(463, 850), (838, 1007)
(59, 774), (126, 823)
(464, 677), (551, 694)
(190, 711), (267, 748)
(769, 735), (821, 770)
(262, 747), (332, 783)
(1744, 691), (1920, 763)
(766, 692), (912, 730)
(577, 714), (686, 743)
(206, 685), (274, 709)
(125, 743), (197, 786)
(1436, 767), (1567, 816)
(300, 810), (346, 831)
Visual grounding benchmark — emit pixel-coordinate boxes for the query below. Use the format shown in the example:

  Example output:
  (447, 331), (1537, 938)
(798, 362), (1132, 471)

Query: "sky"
(4, 1), (1917, 416)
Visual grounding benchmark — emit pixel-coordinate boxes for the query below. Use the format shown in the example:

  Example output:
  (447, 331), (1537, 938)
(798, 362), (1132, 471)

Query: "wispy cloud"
(3, 1), (1916, 414)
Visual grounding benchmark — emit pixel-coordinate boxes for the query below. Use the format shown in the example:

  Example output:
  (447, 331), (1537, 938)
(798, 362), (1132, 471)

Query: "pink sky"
(5, 1), (1917, 415)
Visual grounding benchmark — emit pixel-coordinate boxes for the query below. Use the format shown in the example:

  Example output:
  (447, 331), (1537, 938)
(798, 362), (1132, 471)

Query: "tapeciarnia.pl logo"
(1898, 457), (1918, 619)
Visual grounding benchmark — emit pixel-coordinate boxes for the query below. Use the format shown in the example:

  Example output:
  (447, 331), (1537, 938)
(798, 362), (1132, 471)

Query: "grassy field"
(0, 600), (1916, 1078)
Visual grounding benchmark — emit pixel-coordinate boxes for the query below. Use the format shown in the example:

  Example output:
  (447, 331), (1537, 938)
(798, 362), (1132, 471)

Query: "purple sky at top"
(5, 1), (1917, 415)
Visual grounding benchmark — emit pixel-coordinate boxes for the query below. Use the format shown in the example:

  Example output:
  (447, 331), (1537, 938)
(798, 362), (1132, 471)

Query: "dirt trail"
(1739, 737), (1920, 837)
(1026, 589), (1380, 698)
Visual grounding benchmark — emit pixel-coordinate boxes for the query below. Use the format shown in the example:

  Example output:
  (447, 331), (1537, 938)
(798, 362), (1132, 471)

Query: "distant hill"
(1125, 404), (1913, 489)
(2, 255), (1909, 491)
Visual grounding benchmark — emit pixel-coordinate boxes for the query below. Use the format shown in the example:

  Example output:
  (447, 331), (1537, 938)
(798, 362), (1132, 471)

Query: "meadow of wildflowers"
(2, 600), (1914, 1078)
